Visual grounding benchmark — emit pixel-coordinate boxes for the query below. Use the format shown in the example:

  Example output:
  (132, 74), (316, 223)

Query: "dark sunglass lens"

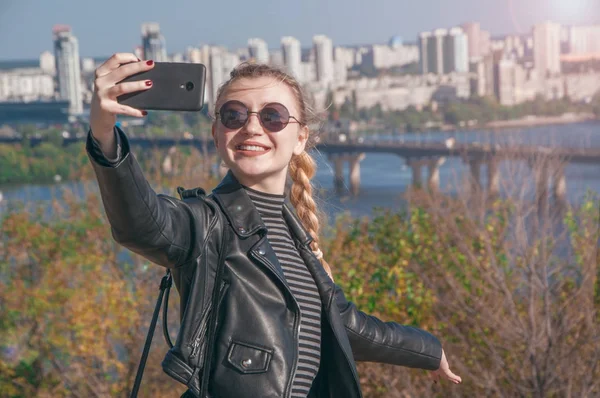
(220, 102), (247, 129)
(261, 103), (290, 132)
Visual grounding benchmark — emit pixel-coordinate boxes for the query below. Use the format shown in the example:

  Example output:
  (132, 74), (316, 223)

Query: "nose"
(242, 112), (263, 135)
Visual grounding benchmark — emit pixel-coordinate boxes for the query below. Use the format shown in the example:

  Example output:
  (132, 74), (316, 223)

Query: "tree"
(0, 194), (187, 397)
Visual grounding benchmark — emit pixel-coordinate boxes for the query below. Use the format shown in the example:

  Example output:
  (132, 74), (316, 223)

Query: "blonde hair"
(214, 63), (333, 280)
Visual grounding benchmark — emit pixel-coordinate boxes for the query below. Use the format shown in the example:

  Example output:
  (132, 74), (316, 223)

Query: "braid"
(289, 152), (334, 280)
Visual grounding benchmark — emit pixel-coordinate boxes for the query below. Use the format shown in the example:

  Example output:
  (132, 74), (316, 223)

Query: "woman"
(88, 53), (461, 398)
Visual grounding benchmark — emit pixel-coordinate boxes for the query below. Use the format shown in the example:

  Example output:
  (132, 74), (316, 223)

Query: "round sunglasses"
(215, 100), (304, 133)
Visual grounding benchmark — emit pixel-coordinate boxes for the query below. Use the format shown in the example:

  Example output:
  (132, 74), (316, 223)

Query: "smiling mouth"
(235, 144), (270, 152)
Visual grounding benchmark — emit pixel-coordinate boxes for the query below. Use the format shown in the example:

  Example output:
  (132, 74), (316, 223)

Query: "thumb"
(443, 368), (462, 384)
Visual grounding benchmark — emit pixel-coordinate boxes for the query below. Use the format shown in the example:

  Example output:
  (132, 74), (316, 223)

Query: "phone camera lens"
(185, 81), (194, 91)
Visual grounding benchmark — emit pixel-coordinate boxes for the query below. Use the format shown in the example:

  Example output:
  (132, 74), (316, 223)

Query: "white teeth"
(237, 145), (267, 152)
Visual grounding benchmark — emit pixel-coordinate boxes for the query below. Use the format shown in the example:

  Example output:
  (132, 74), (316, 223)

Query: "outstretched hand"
(431, 349), (462, 384)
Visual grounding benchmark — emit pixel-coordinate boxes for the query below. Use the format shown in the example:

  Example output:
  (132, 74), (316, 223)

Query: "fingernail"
(145, 80), (152, 87)
(142, 111), (148, 116)
(136, 57), (141, 62)
(146, 60), (154, 66)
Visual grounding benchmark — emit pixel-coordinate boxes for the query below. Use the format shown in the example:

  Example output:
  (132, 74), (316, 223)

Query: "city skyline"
(1, 0), (598, 60)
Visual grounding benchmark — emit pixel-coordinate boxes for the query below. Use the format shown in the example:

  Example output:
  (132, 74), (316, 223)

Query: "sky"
(0, 0), (598, 60)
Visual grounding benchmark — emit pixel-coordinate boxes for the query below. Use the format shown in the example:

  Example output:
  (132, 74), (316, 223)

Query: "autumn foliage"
(1, 152), (599, 397)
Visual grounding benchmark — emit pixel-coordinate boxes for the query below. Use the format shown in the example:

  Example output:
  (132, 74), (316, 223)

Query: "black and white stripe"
(245, 187), (321, 398)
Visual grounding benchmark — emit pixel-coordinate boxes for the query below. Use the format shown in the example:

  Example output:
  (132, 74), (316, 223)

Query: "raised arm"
(333, 283), (442, 370)
(87, 53), (213, 267)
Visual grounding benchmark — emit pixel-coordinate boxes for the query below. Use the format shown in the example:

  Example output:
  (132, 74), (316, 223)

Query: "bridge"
(3, 135), (600, 201)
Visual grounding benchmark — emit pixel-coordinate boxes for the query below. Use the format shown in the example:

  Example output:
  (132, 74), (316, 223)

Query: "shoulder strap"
(130, 186), (218, 398)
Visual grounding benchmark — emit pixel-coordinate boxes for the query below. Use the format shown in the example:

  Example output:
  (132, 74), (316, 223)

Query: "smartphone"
(116, 62), (207, 111)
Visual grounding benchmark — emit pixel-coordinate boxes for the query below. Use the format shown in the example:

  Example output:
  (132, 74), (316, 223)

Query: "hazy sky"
(1, 0), (598, 60)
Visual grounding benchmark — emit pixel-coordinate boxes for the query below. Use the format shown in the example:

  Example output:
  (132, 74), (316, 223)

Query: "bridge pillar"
(487, 158), (500, 198)
(406, 159), (424, 189)
(552, 163), (567, 204)
(329, 155), (345, 193)
(467, 157), (483, 194)
(534, 165), (550, 217)
(427, 157), (446, 192)
(349, 153), (365, 196)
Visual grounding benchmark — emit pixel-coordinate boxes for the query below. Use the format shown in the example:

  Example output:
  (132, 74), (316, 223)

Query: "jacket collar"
(211, 171), (266, 238)
(211, 171), (313, 247)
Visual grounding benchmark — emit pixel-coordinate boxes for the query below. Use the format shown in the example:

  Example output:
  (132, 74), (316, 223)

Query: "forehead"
(221, 76), (299, 113)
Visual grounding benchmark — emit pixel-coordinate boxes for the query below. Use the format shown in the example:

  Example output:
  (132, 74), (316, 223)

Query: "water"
(1, 122), (599, 220)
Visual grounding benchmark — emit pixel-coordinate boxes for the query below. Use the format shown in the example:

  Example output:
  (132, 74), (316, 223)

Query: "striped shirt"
(245, 187), (322, 398)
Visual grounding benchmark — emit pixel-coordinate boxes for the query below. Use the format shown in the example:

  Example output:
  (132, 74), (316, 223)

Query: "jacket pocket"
(227, 341), (273, 374)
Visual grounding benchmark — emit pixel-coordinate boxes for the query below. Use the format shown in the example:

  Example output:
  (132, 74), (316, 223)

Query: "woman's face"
(212, 76), (308, 193)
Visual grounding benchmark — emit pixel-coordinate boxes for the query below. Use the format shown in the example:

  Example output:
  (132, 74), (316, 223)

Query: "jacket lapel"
(211, 171), (287, 283)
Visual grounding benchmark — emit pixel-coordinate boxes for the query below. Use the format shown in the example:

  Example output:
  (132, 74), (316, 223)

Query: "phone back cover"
(117, 63), (206, 111)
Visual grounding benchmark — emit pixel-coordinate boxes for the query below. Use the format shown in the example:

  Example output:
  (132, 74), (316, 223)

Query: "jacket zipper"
(251, 249), (300, 398)
(189, 280), (229, 362)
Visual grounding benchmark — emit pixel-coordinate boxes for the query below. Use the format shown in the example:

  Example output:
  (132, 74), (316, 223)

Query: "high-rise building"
(462, 22), (491, 60)
(418, 32), (431, 74)
(462, 22), (481, 59)
(444, 27), (469, 73)
(207, 47), (241, 107)
(313, 35), (334, 85)
(334, 47), (357, 70)
(248, 38), (270, 64)
(281, 36), (302, 81)
(427, 29), (446, 75)
(53, 25), (83, 115)
(569, 25), (600, 55)
(533, 21), (562, 77)
(141, 23), (167, 61)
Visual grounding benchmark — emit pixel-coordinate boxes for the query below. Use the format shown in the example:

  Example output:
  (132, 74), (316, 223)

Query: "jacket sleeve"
(87, 126), (212, 268)
(334, 283), (442, 370)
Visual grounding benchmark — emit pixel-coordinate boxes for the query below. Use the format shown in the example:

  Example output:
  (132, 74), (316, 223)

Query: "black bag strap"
(130, 186), (219, 398)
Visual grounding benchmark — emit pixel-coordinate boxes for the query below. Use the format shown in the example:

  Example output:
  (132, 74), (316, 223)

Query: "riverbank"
(483, 112), (598, 129)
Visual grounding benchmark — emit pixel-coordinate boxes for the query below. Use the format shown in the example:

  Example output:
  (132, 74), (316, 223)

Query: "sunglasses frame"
(215, 100), (304, 133)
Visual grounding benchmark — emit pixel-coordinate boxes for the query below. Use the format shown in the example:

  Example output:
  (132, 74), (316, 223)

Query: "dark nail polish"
(142, 111), (148, 116)
(145, 80), (152, 86)
(146, 60), (154, 66)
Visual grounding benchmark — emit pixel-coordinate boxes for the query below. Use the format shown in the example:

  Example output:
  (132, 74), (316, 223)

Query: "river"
(1, 122), (599, 220)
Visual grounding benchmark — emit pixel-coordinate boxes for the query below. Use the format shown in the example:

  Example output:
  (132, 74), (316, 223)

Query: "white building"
(418, 32), (431, 74)
(569, 25), (600, 55)
(281, 36), (302, 81)
(0, 69), (55, 102)
(141, 22), (168, 62)
(533, 21), (562, 77)
(248, 38), (269, 64)
(207, 47), (241, 107)
(428, 29), (446, 75)
(443, 27), (469, 73)
(334, 47), (357, 70)
(461, 22), (491, 60)
(313, 35), (334, 86)
(362, 44), (419, 70)
(39, 51), (55, 75)
(53, 25), (83, 115)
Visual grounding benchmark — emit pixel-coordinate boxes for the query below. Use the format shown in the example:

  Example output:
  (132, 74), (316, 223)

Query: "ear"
(292, 125), (309, 156)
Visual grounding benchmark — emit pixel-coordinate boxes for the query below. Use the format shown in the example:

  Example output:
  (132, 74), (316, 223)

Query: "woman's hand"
(431, 349), (461, 384)
(89, 53), (155, 151)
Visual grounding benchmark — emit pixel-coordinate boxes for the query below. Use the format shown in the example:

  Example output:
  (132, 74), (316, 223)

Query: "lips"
(234, 141), (271, 152)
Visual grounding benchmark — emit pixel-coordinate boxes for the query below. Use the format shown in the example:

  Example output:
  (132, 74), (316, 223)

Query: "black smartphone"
(116, 62), (207, 111)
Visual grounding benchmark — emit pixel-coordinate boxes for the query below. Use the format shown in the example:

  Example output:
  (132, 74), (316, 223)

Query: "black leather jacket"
(87, 129), (442, 398)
